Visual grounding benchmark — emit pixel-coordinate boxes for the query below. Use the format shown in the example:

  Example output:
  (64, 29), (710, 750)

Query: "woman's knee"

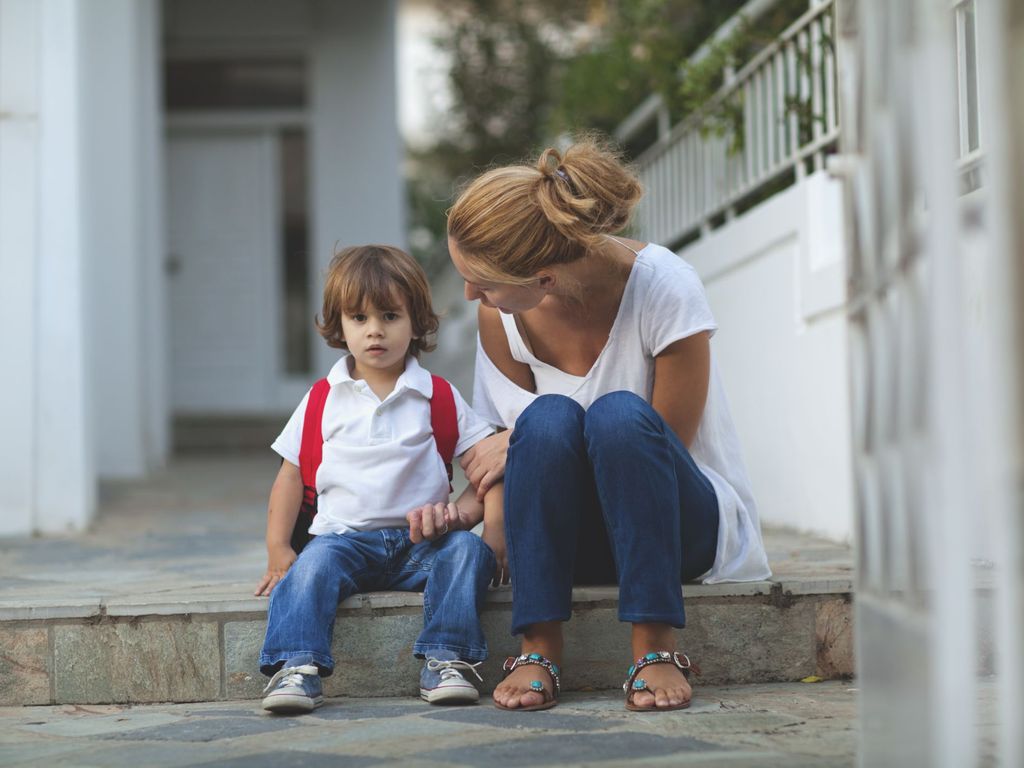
(511, 394), (585, 449)
(584, 391), (658, 448)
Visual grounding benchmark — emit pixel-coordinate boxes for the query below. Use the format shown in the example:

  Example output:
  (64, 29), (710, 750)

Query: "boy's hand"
(407, 502), (466, 543)
(481, 524), (509, 587)
(254, 544), (297, 596)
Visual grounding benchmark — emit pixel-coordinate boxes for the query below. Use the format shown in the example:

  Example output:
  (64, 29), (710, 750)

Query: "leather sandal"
(623, 651), (700, 712)
(494, 653), (560, 712)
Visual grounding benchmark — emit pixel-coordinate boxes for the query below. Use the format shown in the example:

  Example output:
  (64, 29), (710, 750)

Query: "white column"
(0, 0), (95, 535)
(0, 0), (41, 535)
(309, 0), (405, 374)
(35, 0), (95, 532)
(137, 0), (170, 469)
(81, 0), (162, 478)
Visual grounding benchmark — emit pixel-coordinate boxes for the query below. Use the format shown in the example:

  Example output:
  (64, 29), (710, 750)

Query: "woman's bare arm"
(460, 306), (534, 499)
(650, 331), (712, 448)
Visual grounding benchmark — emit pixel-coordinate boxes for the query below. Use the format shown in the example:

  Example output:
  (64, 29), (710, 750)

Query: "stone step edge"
(4, 590), (854, 706)
(0, 576), (853, 622)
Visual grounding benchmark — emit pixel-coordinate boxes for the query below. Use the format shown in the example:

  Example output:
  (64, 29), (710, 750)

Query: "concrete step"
(0, 457), (853, 706)
(0, 578), (852, 706)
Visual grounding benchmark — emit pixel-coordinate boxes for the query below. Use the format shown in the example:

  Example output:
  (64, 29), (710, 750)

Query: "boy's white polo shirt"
(272, 354), (493, 535)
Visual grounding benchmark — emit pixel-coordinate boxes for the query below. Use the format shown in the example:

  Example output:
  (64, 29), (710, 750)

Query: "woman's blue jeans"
(504, 392), (719, 635)
(259, 528), (495, 676)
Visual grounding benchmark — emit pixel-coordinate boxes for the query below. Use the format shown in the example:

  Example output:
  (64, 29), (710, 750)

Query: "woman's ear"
(536, 271), (556, 290)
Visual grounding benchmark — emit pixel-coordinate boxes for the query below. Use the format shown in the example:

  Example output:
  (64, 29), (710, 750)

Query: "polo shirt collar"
(326, 353), (433, 399)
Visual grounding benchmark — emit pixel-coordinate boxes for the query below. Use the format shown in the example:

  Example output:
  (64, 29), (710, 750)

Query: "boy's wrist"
(267, 538), (293, 553)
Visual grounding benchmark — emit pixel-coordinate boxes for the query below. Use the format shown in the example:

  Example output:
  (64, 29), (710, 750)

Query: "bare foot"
(628, 658), (692, 708)
(493, 662), (556, 709)
(492, 622), (561, 710)
(629, 623), (692, 709)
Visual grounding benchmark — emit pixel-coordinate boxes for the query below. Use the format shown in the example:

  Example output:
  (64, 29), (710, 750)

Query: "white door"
(167, 131), (280, 413)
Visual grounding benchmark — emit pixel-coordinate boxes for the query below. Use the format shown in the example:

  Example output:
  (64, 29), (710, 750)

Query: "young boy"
(254, 245), (505, 713)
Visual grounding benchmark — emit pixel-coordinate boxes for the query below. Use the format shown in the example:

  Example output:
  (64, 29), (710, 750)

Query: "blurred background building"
(0, 0), (405, 535)
(1, 0), (1021, 761)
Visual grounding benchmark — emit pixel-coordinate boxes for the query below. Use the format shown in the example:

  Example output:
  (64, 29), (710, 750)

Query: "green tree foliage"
(406, 0), (809, 275)
(555, 0), (744, 137)
(407, 0), (586, 275)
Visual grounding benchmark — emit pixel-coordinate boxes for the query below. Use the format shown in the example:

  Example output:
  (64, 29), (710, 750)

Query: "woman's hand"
(460, 430), (511, 500)
(254, 544), (297, 597)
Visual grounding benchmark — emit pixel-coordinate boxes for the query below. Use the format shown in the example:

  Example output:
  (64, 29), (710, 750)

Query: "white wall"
(138, 0), (171, 467)
(83, 0), (167, 478)
(163, 0), (406, 383)
(0, 0), (41, 536)
(681, 170), (854, 541)
(0, 0), (95, 534)
(310, 0), (405, 376)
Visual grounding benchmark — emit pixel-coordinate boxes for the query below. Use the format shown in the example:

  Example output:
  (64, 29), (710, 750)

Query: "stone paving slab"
(0, 682), (860, 767)
(0, 456), (854, 621)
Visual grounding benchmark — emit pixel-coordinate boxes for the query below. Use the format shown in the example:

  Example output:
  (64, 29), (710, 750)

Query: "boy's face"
(340, 296), (415, 377)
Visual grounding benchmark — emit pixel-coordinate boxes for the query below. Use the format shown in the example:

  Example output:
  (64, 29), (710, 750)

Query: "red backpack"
(290, 374), (459, 552)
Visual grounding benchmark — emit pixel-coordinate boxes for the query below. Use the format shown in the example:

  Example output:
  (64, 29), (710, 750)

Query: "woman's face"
(449, 238), (548, 314)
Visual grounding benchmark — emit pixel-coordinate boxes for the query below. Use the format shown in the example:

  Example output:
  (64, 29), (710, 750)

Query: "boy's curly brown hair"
(316, 245), (439, 357)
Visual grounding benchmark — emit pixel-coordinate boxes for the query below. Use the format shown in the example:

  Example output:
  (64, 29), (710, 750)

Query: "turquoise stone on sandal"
(623, 651), (700, 712)
(530, 680), (544, 692)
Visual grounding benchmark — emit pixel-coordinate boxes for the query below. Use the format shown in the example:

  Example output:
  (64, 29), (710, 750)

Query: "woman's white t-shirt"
(471, 242), (771, 583)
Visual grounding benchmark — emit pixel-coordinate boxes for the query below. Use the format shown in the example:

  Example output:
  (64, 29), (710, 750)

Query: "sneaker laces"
(426, 658), (484, 683)
(262, 663), (318, 694)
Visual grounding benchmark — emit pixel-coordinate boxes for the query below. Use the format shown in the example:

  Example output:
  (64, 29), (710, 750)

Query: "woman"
(449, 137), (770, 712)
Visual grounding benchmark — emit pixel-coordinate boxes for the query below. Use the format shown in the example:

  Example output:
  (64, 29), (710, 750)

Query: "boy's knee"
(283, 544), (333, 587)
(442, 531), (494, 566)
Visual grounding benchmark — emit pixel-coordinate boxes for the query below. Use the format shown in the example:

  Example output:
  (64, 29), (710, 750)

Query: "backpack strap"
(429, 374), (459, 487)
(298, 377), (332, 516)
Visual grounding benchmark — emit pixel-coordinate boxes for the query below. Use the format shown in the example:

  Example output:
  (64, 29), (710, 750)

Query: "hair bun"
(447, 134), (643, 282)
(537, 147), (564, 177)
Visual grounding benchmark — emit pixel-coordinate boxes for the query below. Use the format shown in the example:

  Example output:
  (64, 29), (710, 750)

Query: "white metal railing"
(629, 0), (839, 247)
(954, 0), (984, 192)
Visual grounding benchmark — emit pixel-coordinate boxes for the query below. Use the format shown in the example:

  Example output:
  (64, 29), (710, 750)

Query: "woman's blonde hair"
(316, 245), (439, 357)
(447, 136), (643, 285)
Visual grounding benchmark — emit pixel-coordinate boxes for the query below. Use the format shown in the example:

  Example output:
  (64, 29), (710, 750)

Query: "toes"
(520, 690), (544, 708)
(632, 690), (655, 708)
(494, 684), (545, 709)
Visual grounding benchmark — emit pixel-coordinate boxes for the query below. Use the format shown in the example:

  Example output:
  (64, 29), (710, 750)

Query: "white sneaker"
(261, 663), (324, 713)
(419, 657), (482, 705)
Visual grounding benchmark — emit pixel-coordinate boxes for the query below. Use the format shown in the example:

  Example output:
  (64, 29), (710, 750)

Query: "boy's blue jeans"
(504, 392), (720, 636)
(260, 528), (495, 676)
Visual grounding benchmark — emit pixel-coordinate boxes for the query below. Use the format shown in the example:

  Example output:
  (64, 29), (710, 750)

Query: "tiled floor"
(0, 682), (861, 767)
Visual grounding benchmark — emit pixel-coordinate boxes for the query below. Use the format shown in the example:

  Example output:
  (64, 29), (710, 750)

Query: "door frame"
(166, 109), (313, 412)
